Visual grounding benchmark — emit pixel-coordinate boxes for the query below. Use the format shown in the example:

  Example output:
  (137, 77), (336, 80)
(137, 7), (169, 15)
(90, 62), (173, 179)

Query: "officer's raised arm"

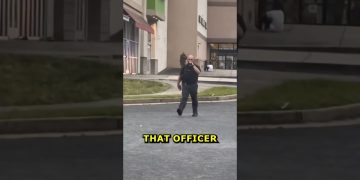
(192, 64), (201, 75)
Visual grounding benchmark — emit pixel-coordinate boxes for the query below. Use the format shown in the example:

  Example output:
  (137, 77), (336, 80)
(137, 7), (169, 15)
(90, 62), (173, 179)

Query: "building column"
(45, 0), (54, 39)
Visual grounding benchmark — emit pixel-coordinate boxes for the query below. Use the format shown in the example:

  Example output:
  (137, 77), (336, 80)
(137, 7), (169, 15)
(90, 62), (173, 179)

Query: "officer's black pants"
(178, 82), (198, 114)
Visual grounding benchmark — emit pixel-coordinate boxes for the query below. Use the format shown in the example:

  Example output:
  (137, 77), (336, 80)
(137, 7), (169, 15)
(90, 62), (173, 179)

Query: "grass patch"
(0, 106), (122, 120)
(0, 54), (122, 106)
(199, 87), (237, 97)
(124, 86), (237, 100)
(238, 79), (360, 112)
(124, 79), (171, 95)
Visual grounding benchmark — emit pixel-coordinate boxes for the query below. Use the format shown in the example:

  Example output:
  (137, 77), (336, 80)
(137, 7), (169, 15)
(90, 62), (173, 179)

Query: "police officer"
(176, 54), (201, 117)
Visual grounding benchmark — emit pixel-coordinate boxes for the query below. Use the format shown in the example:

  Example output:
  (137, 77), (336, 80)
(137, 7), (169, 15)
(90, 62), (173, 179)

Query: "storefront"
(123, 13), (139, 74)
(0, 0), (47, 40)
(0, 0), (121, 41)
(123, 4), (154, 74)
(209, 43), (237, 70)
(258, 0), (360, 26)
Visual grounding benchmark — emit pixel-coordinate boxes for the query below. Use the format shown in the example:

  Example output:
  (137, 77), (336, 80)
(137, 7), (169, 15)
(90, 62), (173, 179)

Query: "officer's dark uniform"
(177, 63), (201, 116)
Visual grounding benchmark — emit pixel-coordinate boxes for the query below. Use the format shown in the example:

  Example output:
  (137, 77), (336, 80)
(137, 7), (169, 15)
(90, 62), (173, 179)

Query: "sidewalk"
(239, 25), (360, 48)
(124, 80), (234, 97)
(124, 75), (237, 84)
(159, 68), (237, 78)
(238, 48), (360, 66)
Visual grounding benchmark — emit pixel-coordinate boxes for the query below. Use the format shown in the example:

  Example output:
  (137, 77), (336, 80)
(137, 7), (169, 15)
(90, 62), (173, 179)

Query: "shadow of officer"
(176, 54), (201, 117)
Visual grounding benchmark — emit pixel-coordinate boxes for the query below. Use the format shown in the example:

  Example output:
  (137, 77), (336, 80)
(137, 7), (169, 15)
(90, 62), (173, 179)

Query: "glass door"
(218, 56), (225, 69)
(301, 0), (324, 24)
(225, 56), (234, 70)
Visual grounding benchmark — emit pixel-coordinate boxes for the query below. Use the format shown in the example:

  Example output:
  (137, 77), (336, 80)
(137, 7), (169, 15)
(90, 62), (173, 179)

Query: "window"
(123, 17), (139, 74)
(225, 56), (234, 70)
(209, 43), (237, 70)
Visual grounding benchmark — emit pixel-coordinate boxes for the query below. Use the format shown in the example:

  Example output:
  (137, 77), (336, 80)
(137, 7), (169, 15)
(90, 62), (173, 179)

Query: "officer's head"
(186, 55), (195, 65)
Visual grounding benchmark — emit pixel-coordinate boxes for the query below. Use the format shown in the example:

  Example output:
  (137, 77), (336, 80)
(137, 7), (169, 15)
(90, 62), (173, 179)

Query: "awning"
(124, 6), (154, 34)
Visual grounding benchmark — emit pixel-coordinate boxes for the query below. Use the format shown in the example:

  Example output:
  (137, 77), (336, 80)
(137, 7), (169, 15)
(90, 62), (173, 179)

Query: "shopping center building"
(207, 0), (237, 70)
(123, 0), (166, 74)
(167, 0), (208, 69)
(123, 0), (237, 74)
(0, 0), (122, 41)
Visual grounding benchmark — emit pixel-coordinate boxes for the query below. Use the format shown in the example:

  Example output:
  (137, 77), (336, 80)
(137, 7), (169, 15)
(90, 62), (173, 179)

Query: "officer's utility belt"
(183, 82), (196, 85)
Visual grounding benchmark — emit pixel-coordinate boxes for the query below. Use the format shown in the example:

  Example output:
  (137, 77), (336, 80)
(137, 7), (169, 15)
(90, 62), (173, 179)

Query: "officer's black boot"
(192, 103), (198, 117)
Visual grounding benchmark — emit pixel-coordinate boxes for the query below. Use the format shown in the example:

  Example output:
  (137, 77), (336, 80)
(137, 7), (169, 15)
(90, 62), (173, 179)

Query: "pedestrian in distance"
(177, 54), (201, 117)
(204, 60), (209, 72)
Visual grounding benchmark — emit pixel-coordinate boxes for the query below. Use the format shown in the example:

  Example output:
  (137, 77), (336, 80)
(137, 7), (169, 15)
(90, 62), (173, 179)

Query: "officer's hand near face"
(187, 57), (200, 75)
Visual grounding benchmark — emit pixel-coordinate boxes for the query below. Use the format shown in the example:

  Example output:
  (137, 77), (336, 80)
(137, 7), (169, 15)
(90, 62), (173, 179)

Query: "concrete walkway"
(239, 25), (360, 48)
(124, 75), (237, 84)
(159, 68), (237, 78)
(238, 48), (360, 66)
(124, 80), (235, 97)
(201, 70), (237, 78)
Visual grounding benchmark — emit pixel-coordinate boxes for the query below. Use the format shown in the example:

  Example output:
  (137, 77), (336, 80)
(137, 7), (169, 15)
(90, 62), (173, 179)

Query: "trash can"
(140, 57), (150, 75)
(150, 59), (158, 75)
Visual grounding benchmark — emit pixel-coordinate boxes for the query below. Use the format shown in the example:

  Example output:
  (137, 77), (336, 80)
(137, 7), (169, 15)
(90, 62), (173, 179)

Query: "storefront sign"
(123, 15), (130, 22)
(198, 15), (207, 29)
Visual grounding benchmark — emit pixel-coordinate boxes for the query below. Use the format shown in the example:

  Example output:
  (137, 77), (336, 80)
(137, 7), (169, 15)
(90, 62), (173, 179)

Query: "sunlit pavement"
(124, 101), (237, 180)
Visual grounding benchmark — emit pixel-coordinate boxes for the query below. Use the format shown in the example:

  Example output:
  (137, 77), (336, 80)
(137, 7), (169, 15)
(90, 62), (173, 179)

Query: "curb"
(124, 94), (237, 104)
(238, 103), (360, 125)
(0, 116), (122, 134)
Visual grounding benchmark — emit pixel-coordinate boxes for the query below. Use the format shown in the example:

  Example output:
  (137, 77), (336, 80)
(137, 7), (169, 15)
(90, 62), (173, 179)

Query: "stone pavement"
(124, 101), (236, 180)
